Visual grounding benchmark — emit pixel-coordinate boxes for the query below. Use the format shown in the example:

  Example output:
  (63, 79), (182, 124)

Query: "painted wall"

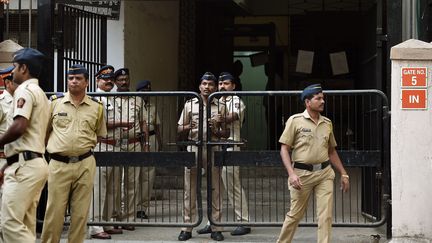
(123, 1), (179, 91)
(390, 39), (432, 242)
(107, 2), (125, 70)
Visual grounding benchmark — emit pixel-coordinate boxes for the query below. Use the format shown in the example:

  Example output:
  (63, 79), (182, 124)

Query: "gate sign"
(401, 89), (427, 109)
(57, 0), (120, 19)
(401, 67), (427, 87)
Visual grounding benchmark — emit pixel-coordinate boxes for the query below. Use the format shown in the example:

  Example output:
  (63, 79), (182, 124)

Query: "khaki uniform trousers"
(221, 146), (249, 221)
(89, 143), (121, 235)
(137, 134), (157, 213)
(118, 142), (141, 222)
(277, 166), (335, 243)
(182, 147), (223, 232)
(41, 155), (96, 243)
(1, 155), (48, 243)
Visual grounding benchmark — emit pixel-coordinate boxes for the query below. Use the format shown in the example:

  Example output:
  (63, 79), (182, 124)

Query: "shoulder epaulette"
(50, 93), (64, 101)
(322, 116), (331, 122)
(90, 96), (103, 104)
(291, 113), (303, 119)
(185, 98), (196, 104)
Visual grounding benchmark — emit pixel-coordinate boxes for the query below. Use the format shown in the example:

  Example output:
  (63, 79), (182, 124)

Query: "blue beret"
(67, 64), (89, 77)
(0, 66), (14, 75)
(13, 48), (45, 74)
(301, 84), (322, 101)
(218, 72), (234, 81)
(136, 80), (151, 91)
(200, 72), (216, 82)
(114, 68), (129, 79)
(95, 65), (114, 79)
(0, 66), (14, 81)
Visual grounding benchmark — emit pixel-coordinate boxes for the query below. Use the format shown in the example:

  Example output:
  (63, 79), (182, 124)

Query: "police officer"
(89, 65), (124, 239)
(0, 66), (16, 236)
(135, 80), (161, 220)
(113, 68), (149, 230)
(177, 72), (226, 241)
(197, 72), (251, 236)
(41, 64), (107, 243)
(277, 84), (350, 243)
(0, 48), (50, 242)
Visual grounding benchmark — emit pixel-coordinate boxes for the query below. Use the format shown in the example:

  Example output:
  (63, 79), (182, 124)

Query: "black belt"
(149, 130), (155, 136)
(293, 161), (330, 172)
(6, 151), (43, 166)
(50, 151), (93, 163)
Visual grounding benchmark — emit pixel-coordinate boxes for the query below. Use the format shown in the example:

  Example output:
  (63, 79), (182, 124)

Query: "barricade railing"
(44, 91), (205, 228)
(206, 90), (390, 228)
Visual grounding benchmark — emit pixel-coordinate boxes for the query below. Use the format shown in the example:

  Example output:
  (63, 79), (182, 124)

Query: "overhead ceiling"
(234, 0), (377, 15)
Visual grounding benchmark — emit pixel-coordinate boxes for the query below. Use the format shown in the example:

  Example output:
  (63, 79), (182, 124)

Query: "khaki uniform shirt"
(114, 96), (143, 150)
(141, 99), (160, 150)
(0, 90), (13, 135)
(5, 79), (50, 157)
(279, 110), (337, 164)
(46, 92), (107, 156)
(97, 88), (120, 140)
(223, 95), (245, 141)
(178, 97), (225, 145)
(141, 99), (160, 134)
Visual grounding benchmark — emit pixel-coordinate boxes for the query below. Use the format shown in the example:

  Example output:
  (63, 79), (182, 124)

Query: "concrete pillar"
(390, 39), (432, 242)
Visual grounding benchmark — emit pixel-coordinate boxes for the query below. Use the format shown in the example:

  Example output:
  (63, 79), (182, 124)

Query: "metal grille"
(208, 90), (389, 227)
(56, 4), (107, 92)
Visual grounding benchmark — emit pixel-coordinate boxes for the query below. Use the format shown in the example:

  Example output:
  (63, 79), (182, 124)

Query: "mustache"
(219, 88), (227, 91)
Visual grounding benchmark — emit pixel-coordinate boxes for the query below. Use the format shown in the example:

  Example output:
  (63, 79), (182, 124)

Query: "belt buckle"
(69, 156), (80, 163)
(312, 164), (321, 172)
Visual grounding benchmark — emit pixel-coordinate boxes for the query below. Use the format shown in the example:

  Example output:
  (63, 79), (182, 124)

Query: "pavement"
(38, 222), (387, 243)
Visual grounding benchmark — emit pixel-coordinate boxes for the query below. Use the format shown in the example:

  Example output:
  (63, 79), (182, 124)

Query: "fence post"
(390, 39), (432, 241)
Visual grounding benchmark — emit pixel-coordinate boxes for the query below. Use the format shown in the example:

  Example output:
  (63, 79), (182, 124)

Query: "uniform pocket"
(54, 116), (72, 133)
(320, 135), (329, 147)
(80, 119), (96, 134)
(298, 133), (313, 145)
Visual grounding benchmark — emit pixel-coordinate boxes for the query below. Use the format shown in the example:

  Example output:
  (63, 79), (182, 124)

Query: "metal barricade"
(207, 90), (390, 228)
(44, 91), (207, 229)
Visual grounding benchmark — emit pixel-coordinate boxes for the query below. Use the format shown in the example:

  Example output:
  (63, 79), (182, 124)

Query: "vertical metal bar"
(57, 5), (65, 92)
(18, 0), (22, 43)
(6, 2), (9, 39)
(28, 0), (32, 47)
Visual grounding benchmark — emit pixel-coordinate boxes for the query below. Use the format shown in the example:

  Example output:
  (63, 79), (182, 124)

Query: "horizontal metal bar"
(94, 152), (195, 167)
(208, 214), (386, 228)
(46, 91), (201, 98)
(213, 150), (381, 167)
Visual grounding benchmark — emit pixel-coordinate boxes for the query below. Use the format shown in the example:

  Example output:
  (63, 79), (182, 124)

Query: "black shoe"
(196, 225), (212, 234)
(231, 226), (251, 236)
(210, 231), (224, 241)
(178, 231), (192, 241)
(136, 210), (149, 219)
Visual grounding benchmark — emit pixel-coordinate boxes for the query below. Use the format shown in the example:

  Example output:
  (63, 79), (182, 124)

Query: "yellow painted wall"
(124, 1), (179, 91)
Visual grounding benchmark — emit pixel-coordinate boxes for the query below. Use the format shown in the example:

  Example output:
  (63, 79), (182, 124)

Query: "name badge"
(58, 112), (68, 116)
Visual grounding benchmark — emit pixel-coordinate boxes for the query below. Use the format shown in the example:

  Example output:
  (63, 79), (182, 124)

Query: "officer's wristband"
(341, 174), (349, 179)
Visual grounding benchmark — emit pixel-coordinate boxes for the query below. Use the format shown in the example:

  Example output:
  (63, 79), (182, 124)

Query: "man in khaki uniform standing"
(41, 64), (107, 243)
(135, 80), (161, 220)
(0, 48), (50, 242)
(197, 72), (251, 236)
(89, 65), (124, 239)
(113, 68), (149, 229)
(177, 72), (226, 241)
(0, 66), (16, 237)
(277, 84), (350, 243)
